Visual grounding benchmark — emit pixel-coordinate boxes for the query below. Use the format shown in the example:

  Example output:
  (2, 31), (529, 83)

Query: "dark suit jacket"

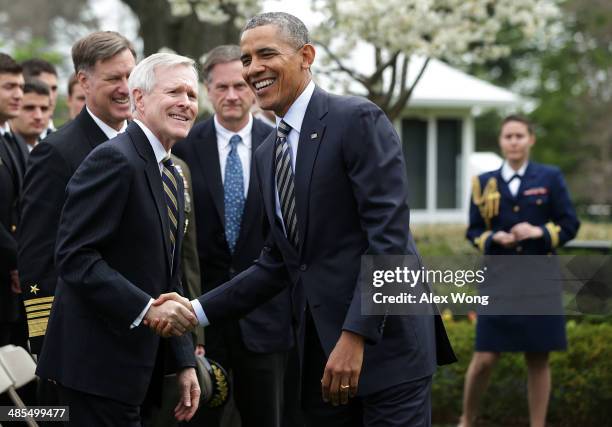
(173, 117), (293, 353)
(18, 108), (109, 353)
(467, 162), (580, 254)
(0, 135), (21, 323)
(36, 122), (195, 406)
(195, 87), (456, 396)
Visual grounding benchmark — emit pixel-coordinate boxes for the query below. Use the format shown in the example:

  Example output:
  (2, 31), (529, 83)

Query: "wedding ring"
(340, 384), (350, 389)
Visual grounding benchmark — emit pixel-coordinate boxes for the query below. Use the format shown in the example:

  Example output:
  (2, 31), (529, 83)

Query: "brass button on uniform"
(10, 224), (16, 233)
(536, 199), (543, 205)
(516, 246), (523, 252)
(513, 205), (520, 213)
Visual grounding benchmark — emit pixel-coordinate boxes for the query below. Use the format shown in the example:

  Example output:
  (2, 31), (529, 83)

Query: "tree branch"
(388, 56), (431, 121)
(318, 43), (369, 86)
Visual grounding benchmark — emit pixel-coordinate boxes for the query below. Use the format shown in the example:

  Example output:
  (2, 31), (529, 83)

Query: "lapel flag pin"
(310, 132), (318, 139)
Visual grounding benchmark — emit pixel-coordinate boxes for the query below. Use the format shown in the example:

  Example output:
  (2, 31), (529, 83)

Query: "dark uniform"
(467, 161), (580, 351)
(0, 131), (26, 348)
(18, 108), (109, 354)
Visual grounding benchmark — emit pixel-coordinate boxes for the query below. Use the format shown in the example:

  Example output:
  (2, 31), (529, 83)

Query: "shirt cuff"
(190, 299), (209, 326)
(131, 298), (154, 329)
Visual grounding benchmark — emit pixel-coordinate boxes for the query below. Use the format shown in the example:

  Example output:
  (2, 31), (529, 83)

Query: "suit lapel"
(78, 108), (112, 149)
(234, 118), (272, 253)
(258, 132), (278, 231)
(127, 123), (173, 272)
(195, 120), (225, 226)
(0, 133), (24, 189)
(0, 135), (19, 191)
(294, 87), (328, 255)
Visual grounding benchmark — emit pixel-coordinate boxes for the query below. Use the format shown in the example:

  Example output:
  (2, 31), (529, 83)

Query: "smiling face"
(132, 64), (198, 150)
(206, 60), (254, 131)
(0, 72), (24, 124)
(499, 120), (535, 168)
(240, 24), (314, 117)
(79, 48), (135, 130)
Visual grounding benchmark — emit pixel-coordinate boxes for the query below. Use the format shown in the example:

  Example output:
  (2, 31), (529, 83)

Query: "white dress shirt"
(130, 119), (172, 328)
(501, 161), (528, 197)
(86, 106), (127, 139)
(215, 114), (253, 197)
(191, 80), (316, 327)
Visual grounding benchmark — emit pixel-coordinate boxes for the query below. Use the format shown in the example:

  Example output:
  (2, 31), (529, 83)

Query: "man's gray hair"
(243, 12), (310, 49)
(128, 52), (198, 112)
(202, 45), (241, 83)
(72, 31), (136, 74)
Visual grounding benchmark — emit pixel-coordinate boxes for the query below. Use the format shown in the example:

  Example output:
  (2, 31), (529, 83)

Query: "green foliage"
(432, 320), (612, 426)
(11, 38), (63, 66)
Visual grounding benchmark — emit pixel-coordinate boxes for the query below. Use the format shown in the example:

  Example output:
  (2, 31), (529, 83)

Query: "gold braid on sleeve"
(472, 176), (500, 230)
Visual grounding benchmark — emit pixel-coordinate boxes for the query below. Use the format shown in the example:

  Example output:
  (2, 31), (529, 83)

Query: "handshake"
(143, 293), (198, 337)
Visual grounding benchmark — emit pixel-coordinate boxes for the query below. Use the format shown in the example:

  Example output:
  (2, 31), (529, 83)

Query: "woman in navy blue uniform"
(458, 115), (580, 427)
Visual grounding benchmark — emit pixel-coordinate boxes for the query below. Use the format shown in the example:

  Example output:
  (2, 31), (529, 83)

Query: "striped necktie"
(162, 156), (180, 263)
(275, 120), (299, 248)
(224, 134), (245, 253)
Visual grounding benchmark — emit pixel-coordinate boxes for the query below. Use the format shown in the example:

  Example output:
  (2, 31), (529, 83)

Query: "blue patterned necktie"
(275, 120), (299, 248)
(162, 156), (179, 266)
(224, 134), (245, 253)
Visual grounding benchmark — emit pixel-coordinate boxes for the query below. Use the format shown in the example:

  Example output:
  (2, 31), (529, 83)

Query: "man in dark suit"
(173, 45), (293, 427)
(0, 53), (25, 350)
(18, 31), (136, 357)
(36, 52), (202, 425)
(153, 12), (455, 426)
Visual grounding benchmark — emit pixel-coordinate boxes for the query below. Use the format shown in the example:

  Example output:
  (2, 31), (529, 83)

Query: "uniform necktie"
(507, 173), (522, 197)
(162, 156), (179, 263)
(224, 134), (245, 253)
(275, 120), (299, 248)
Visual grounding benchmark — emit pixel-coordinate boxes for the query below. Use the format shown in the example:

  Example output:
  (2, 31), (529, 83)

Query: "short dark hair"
(202, 45), (241, 83)
(501, 114), (534, 135)
(23, 80), (50, 97)
(0, 53), (22, 75)
(243, 12), (310, 49)
(67, 73), (79, 96)
(72, 31), (136, 74)
(21, 58), (57, 79)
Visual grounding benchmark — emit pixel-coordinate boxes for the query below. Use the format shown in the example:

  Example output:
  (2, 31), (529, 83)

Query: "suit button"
(10, 224), (16, 233)
(263, 246), (271, 252)
(513, 205), (520, 213)
(516, 246), (523, 253)
(299, 264), (307, 271)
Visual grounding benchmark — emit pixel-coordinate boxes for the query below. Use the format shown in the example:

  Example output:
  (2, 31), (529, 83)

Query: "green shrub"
(432, 320), (612, 426)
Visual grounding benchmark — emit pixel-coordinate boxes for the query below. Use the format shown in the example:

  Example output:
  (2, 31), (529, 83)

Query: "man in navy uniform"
(461, 115), (580, 427)
(153, 12), (455, 427)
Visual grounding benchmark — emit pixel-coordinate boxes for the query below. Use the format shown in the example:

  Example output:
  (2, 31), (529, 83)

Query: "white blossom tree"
(312, 0), (562, 120)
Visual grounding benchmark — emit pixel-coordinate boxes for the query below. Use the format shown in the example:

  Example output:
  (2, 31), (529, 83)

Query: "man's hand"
(321, 330), (364, 406)
(492, 231), (517, 248)
(143, 295), (197, 337)
(9, 270), (20, 294)
(174, 367), (200, 421)
(510, 222), (544, 241)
